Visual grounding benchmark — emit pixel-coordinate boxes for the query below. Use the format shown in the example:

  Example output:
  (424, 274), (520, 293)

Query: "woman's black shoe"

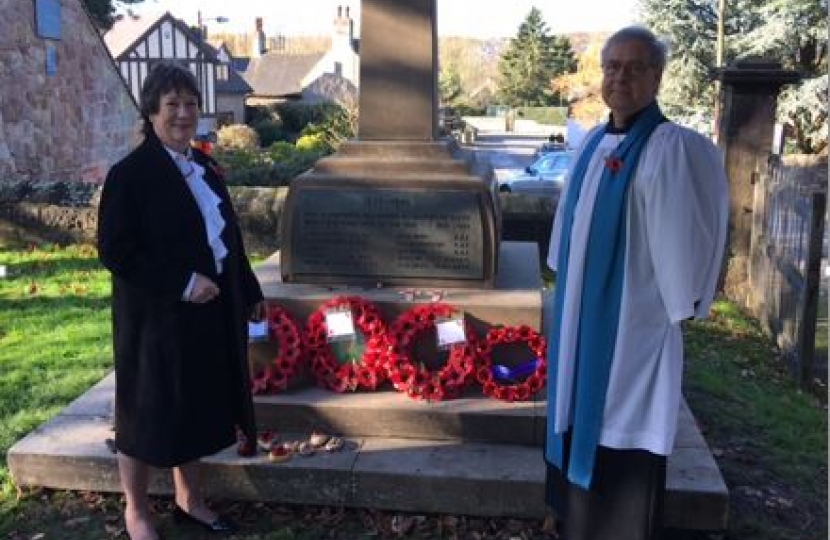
(173, 506), (236, 533)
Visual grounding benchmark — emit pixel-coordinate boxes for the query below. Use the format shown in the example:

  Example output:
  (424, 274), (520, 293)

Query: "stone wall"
(0, 0), (140, 185)
(0, 187), (555, 261)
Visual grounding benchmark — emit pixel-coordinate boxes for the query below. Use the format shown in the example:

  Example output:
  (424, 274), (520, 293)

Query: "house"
(103, 11), (249, 131)
(241, 6), (360, 108)
(0, 0), (139, 185)
(206, 38), (254, 125)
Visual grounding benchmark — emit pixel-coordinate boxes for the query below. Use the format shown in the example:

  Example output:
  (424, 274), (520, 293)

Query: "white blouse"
(170, 149), (228, 275)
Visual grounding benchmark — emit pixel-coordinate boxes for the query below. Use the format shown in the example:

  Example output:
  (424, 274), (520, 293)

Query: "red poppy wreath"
(305, 296), (388, 392)
(476, 325), (547, 402)
(385, 303), (479, 401)
(250, 305), (305, 394)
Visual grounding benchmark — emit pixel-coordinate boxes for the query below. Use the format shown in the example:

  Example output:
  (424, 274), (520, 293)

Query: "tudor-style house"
(104, 11), (249, 133)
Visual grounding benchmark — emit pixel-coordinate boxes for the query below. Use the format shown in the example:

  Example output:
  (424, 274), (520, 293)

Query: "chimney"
(252, 17), (266, 57)
(332, 4), (354, 50)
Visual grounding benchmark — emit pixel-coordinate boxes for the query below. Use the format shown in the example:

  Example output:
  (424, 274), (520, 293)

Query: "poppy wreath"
(476, 325), (547, 402)
(305, 296), (388, 392)
(385, 303), (480, 401)
(250, 305), (305, 394)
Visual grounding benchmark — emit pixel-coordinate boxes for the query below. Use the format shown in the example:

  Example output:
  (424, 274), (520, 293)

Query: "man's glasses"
(601, 61), (656, 76)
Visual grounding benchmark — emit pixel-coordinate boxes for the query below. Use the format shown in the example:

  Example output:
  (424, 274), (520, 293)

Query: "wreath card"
(248, 320), (269, 343)
(325, 308), (357, 342)
(435, 314), (466, 350)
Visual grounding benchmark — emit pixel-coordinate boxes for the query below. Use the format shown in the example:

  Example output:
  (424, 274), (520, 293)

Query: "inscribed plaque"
(289, 188), (483, 281)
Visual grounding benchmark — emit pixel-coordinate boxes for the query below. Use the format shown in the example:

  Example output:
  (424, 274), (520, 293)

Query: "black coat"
(97, 132), (263, 467)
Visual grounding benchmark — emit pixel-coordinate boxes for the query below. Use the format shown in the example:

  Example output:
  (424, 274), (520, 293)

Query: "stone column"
(358, 0), (438, 140)
(712, 58), (800, 305)
(279, 0), (500, 289)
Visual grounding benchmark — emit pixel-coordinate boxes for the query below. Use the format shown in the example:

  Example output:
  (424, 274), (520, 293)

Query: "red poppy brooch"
(604, 156), (624, 173)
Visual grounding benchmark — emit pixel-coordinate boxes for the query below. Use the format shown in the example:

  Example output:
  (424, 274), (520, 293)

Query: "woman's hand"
(249, 300), (266, 322)
(189, 273), (220, 303)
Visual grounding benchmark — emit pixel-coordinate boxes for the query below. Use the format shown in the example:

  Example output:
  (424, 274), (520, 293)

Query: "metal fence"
(749, 154), (827, 387)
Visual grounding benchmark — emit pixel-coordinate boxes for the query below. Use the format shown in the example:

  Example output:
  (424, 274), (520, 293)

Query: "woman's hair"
(139, 60), (202, 135)
(601, 26), (669, 71)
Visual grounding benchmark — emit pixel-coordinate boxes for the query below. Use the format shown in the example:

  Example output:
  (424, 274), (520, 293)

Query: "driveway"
(461, 132), (547, 182)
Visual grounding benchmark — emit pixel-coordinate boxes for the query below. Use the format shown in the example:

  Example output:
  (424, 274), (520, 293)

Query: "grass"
(0, 244), (113, 511)
(0, 245), (826, 539)
(683, 302), (827, 540)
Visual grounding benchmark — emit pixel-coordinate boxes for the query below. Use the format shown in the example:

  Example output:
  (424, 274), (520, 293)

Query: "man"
(544, 26), (729, 540)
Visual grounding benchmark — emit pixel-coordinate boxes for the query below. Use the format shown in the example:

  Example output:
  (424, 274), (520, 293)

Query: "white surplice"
(547, 122), (729, 456)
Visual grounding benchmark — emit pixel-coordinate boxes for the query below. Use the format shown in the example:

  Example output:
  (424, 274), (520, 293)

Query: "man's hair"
(139, 60), (202, 135)
(601, 26), (669, 71)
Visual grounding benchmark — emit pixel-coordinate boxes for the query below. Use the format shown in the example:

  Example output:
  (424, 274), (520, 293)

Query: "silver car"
(499, 150), (573, 196)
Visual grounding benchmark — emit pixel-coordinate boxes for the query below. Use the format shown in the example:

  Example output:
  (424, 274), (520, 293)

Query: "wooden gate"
(749, 154), (827, 386)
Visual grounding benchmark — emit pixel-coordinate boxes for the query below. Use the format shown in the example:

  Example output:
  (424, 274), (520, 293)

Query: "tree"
(640, 0), (755, 128)
(439, 64), (464, 105)
(552, 36), (608, 125)
(549, 35), (579, 83)
(639, 0), (827, 153)
(496, 8), (576, 106)
(733, 0), (828, 154)
(81, 0), (144, 31)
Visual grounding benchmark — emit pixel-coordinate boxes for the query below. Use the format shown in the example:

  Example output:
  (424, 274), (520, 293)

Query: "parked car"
(439, 106), (462, 134)
(534, 141), (567, 157)
(498, 150), (574, 196)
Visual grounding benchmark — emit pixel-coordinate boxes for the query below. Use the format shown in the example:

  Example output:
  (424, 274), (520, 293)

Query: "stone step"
(8, 373), (729, 530)
(254, 386), (544, 446)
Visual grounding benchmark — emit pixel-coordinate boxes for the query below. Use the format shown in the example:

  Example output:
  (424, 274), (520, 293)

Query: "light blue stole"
(545, 102), (666, 489)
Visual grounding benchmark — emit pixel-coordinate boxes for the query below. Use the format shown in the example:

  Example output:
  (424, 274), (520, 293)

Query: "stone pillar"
(279, 0), (500, 289)
(712, 58), (800, 305)
(358, 0), (438, 141)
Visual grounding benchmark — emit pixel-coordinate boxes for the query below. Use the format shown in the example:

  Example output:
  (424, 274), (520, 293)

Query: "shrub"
(295, 132), (328, 152)
(212, 142), (327, 187)
(245, 104), (278, 126)
(216, 124), (260, 150)
(252, 120), (287, 147)
(299, 103), (356, 152)
(275, 102), (341, 133)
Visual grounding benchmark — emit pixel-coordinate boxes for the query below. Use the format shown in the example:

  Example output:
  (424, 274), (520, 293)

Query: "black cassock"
(98, 131), (262, 467)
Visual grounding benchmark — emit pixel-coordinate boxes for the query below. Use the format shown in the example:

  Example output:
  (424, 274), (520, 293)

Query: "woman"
(98, 61), (265, 540)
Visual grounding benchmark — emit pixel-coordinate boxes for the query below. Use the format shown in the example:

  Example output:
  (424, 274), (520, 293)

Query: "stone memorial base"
(8, 375), (729, 529)
(6, 245), (728, 530)
(257, 241), (541, 342)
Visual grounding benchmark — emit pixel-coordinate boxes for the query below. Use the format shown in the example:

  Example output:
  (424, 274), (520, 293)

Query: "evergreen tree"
(734, 0), (828, 154)
(82, 0), (144, 31)
(497, 8), (575, 106)
(550, 35), (578, 77)
(639, 0), (827, 153)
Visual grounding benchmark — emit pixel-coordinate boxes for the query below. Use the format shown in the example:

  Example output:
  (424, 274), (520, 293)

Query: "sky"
(117, 0), (640, 38)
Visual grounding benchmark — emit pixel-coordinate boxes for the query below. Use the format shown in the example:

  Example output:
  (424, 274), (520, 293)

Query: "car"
(533, 141), (567, 157)
(499, 150), (574, 196)
(438, 106), (462, 134)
